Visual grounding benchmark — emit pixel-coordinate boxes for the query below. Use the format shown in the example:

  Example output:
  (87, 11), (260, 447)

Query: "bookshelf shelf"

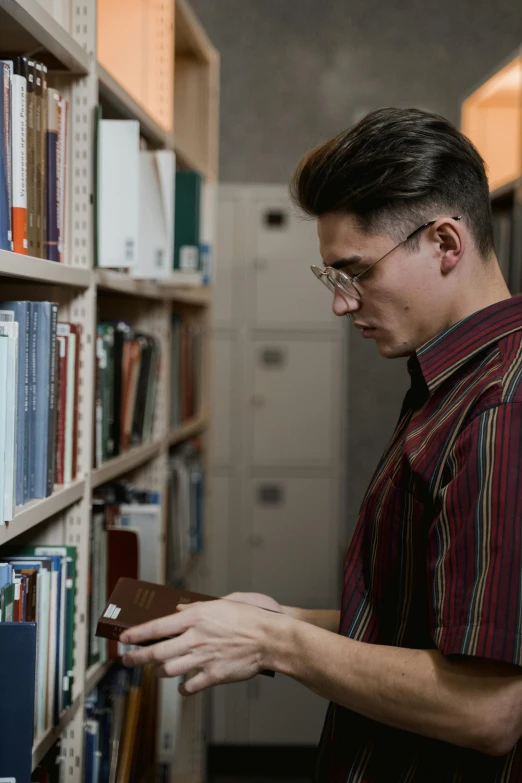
(85, 659), (114, 695)
(0, 251), (91, 288)
(95, 268), (168, 300)
(91, 440), (163, 488)
(0, 478), (86, 545)
(0, 0), (90, 73)
(97, 63), (173, 149)
(32, 693), (82, 770)
(162, 284), (212, 306)
(168, 414), (208, 447)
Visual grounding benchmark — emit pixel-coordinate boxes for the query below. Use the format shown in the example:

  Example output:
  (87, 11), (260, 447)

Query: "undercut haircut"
(290, 108), (494, 260)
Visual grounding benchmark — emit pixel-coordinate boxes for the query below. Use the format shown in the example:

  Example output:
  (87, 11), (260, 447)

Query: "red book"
(106, 528), (139, 659)
(71, 324), (81, 479)
(55, 334), (67, 484)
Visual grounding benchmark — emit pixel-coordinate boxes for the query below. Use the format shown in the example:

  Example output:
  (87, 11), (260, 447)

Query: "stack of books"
(95, 322), (160, 466)
(0, 58), (69, 260)
(0, 300), (80, 516)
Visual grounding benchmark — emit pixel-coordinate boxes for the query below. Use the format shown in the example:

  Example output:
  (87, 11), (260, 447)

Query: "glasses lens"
(311, 266), (360, 300)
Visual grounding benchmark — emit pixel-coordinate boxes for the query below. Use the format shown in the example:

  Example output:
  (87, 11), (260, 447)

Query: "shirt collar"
(411, 295), (522, 394)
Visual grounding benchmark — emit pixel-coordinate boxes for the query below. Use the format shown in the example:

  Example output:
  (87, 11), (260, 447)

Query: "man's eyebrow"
(324, 255), (366, 271)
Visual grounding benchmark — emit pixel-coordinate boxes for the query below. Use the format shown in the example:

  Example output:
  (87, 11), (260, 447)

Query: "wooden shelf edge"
(1, 0), (90, 74)
(95, 269), (211, 305)
(97, 63), (171, 148)
(85, 659), (114, 694)
(176, 0), (218, 63)
(167, 415), (208, 447)
(174, 139), (207, 176)
(0, 250), (91, 288)
(32, 692), (82, 770)
(0, 479), (86, 545)
(92, 440), (163, 488)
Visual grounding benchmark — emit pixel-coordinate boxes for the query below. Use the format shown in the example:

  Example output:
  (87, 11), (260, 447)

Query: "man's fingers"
(122, 633), (192, 667)
(120, 604), (195, 645)
(180, 670), (209, 695)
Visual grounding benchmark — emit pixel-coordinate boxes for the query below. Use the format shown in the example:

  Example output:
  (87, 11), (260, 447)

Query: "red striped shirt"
(316, 295), (522, 782)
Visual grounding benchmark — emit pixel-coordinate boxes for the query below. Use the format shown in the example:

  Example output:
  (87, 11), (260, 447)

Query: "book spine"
(2, 63), (13, 250)
(34, 302), (50, 498)
(10, 72), (27, 254)
(28, 302), (37, 498)
(45, 89), (59, 262)
(46, 304), (58, 496)
(26, 62), (36, 256)
(56, 335), (66, 485)
(0, 64), (10, 250)
(34, 63), (42, 257)
(58, 97), (68, 263)
(40, 66), (47, 260)
(71, 326), (80, 480)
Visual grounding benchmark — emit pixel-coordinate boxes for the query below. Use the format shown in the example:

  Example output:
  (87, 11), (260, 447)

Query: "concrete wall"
(190, 0), (522, 540)
(191, 0), (522, 184)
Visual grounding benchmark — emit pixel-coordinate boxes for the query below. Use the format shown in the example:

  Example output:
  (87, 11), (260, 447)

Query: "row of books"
(0, 300), (80, 517)
(0, 546), (77, 739)
(95, 111), (214, 283)
(0, 58), (68, 259)
(84, 665), (157, 783)
(95, 322), (160, 466)
(88, 482), (162, 666)
(170, 314), (203, 428)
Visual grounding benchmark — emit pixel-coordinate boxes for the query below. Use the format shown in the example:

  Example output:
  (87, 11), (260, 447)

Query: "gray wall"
(190, 0), (522, 539)
(191, 0), (522, 184)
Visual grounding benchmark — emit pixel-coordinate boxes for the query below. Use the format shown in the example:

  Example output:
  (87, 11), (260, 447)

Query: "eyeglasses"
(311, 216), (462, 303)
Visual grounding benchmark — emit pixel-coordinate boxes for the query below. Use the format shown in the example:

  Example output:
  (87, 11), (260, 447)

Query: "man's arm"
(267, 612), (522, 758)
(281, 605), (340, 633)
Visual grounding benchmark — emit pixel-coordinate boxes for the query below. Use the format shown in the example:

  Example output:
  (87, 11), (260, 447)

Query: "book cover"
(0, 336), (7, 521)
(28, 301), (37, 497)
(26, 60), (36, 256)
(0, 622), (37, 782)
(0, 301), (31, 505)
(40, 64), (48, 259)
(1, 57), (27, 254)
(118, 503), (163, 584)
(1, 61), (12, 250)
(45, 88), (60, 261)
(131, 334), (152, 445)
(57, 94), (68, 263)
(97, 119), (140, 268)
(106, 527), (139, 659)
(34, 62), (43, 257)
(0, 320), (19, 521)
(34, 302), (59, 498)
(0, 62), (11, 250)
(174, 170), (202, 271)
(55, 334), (67, 484)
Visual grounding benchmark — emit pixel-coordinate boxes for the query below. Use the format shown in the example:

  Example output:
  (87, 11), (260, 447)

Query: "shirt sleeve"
(428, 402), (522, 666)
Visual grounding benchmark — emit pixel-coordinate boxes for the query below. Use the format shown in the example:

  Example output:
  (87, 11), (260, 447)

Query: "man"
(121, 108), (522, 781)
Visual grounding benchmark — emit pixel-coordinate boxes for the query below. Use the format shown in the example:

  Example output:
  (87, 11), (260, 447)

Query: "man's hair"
(289, 108), (494, 260)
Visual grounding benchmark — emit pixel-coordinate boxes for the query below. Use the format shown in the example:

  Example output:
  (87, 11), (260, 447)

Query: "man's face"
(317, 211), (450, 358)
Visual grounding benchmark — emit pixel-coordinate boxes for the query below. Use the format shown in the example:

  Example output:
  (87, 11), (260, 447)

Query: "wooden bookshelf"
(462, 49), (522, 193)
(0, 0), (218, 780)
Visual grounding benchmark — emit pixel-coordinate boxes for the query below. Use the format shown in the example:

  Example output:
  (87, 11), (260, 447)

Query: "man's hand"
(223, 591), (283, 613)
(119, 597), (280, 695)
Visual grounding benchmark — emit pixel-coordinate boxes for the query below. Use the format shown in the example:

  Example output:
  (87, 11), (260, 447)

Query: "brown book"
(34, 62), (43, 257)
(40, 65), (48, 258)
(96, 577), (276, 677)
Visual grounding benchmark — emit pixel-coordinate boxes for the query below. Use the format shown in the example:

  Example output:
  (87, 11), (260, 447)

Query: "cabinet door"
(251, 195), (338, 329)
(250, 337), (339, 467)
(209, 335), (235, 467)
(214, 194), (242, 328)
(248, 476), (340, 608)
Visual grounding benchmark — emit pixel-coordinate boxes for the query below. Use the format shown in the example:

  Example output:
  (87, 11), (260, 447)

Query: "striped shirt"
(316, 295), (522, 783)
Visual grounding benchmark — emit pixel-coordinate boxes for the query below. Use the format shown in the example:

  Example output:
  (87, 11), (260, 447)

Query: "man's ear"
(434, 218), (464, 275)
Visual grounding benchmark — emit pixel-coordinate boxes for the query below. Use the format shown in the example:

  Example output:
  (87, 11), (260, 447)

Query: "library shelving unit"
(461, 47), (522, 293)
(0, 0), (219, 780)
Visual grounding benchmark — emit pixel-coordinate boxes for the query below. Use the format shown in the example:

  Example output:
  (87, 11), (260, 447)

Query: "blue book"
(0, 622), (37, 782)
(34, 301), (59, 498)
(0, 63), (11, 251)
(29, 301), (37, 498)
(0, 562), (13, 588)
(0, 301), (31, 505)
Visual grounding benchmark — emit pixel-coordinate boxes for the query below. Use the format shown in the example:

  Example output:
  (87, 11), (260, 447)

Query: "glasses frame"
(311, 215), (462, 302)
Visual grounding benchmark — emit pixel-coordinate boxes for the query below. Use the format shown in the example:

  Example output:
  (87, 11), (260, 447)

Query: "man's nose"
(332, 289), (360, 317)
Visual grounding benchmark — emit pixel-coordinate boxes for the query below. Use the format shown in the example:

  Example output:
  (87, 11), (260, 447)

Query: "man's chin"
(375, 335), (414, 359)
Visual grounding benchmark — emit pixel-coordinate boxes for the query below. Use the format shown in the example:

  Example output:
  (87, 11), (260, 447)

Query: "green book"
(0, 582), (15, 621)
(174, 170), (202, 271)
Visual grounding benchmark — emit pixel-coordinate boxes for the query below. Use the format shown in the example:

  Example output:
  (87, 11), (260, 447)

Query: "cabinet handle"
(248, 533), (264, 547)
